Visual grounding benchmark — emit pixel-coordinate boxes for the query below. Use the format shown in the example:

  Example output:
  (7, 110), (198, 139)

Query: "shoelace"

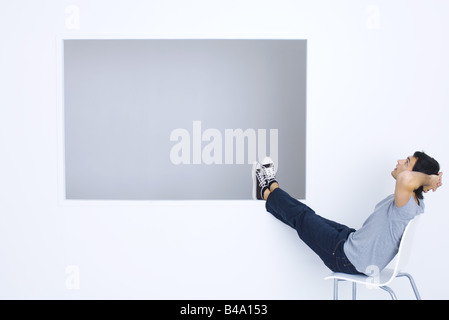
(264, 164), (276, 181)
(256, 168), (268, 187)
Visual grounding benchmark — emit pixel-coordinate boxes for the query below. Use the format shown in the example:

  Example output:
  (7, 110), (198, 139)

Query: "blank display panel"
(63, 39), (306, 200)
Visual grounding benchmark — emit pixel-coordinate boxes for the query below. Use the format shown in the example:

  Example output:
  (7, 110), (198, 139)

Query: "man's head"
(392, 151), (440, 199)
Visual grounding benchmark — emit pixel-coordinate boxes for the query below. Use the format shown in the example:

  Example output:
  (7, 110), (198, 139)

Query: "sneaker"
(261, 157), (278, 189)
(252, 162), (268, 200)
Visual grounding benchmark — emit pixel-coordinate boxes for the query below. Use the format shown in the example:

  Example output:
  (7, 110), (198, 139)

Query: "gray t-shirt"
(344, 194), (424, 274)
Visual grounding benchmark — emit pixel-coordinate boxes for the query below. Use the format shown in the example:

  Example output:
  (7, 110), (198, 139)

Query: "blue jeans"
(266, 188), (362, 275)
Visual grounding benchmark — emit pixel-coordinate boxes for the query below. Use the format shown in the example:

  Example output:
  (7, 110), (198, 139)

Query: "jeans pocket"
(335, 256), (349, 272)
(332, 238), (346, 256)
(335, 255), (361, 275)
(333, 238), (358, 273)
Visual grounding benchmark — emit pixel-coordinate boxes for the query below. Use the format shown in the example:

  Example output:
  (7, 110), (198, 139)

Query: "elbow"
(397, 171), (419, 190)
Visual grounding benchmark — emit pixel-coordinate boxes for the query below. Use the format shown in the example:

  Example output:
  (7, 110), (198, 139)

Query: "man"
(252, 151), (442, 275)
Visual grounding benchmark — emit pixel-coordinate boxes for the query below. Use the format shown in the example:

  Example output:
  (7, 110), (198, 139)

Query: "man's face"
(391, 155), (418, 179)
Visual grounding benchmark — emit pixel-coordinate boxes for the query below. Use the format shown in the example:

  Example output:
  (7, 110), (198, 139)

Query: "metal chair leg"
(333, 279), (339, 300)
(352, 282), (357, 300)
(397, 273), (422, 300)
(331, 272), (420, 300)
(380, 285), (398, 300)
(332, 280), (356, 300)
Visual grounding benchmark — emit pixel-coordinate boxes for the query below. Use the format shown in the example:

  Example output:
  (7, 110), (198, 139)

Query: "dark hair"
(412, 151), (440, 200)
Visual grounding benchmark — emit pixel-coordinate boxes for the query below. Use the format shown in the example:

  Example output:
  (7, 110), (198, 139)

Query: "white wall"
(1, 0), (448, 299)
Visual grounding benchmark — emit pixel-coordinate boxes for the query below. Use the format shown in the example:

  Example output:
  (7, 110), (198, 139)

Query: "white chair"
(324, 216), (422, 300)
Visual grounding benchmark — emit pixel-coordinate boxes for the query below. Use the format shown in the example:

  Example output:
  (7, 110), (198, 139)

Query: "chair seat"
(324, 268), (396, 287)
(324, 217), (422, 299)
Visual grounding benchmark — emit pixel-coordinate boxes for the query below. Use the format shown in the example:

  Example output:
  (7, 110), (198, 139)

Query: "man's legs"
(265, 186), (355, 272)
(254, 159), (359, 273)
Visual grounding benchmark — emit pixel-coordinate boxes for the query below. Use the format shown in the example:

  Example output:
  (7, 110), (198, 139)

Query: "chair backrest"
(391, 215), (421, 275)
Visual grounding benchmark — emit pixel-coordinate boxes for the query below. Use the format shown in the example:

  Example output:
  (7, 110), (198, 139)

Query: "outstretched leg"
(254, 158), (360, 274)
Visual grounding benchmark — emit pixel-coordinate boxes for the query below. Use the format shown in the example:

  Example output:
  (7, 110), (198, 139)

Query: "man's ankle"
(269, 182), (279, 192)
(263, 188), (271, 201)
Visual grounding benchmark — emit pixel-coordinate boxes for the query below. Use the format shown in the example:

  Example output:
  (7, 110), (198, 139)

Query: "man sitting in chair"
(253, 151), (442, 275)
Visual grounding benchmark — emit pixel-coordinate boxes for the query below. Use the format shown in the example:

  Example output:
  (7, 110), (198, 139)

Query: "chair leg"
(332, 280), (356, 300)
(333, 279), (339, 300)
(352, 282), (357, 300)
(380, 286), (397, 300)
(397, 273), (422, 300)
(331, 273), (420, 300)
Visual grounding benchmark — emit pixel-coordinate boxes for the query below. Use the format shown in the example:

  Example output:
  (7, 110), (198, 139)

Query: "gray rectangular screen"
(63, 39), (306, 200)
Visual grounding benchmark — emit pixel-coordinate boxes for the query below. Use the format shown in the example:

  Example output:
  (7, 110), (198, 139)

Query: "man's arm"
(394, 171), (442, 207)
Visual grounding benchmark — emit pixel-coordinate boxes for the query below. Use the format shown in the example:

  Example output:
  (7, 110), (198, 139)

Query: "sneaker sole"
(251, 161), (258, 200)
